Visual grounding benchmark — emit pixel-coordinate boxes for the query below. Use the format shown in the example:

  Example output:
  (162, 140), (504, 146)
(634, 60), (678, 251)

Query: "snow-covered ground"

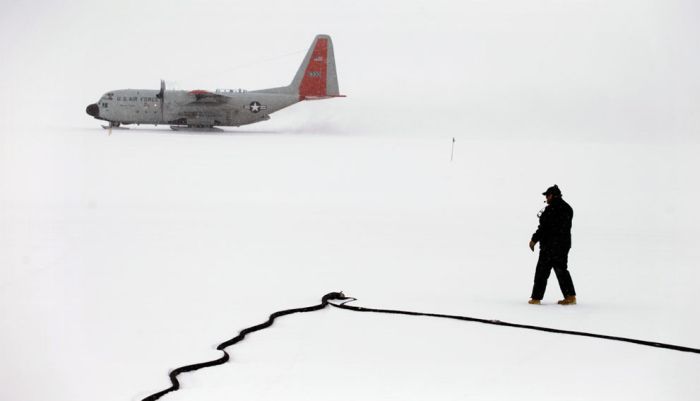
(2, 1), (699, 401)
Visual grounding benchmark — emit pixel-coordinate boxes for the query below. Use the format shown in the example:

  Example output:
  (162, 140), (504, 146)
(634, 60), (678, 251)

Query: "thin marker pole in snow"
(450, 137), (455, 161)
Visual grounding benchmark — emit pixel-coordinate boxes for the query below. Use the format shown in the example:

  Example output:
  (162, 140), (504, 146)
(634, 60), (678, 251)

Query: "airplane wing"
(186, 90), (230, 104)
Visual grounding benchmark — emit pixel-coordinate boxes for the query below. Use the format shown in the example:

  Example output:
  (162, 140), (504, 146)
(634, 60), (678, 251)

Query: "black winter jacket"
(531, 197), (573, 251)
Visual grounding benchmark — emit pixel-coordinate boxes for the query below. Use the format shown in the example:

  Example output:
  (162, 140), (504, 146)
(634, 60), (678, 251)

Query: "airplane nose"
(86, 103), (99, 117)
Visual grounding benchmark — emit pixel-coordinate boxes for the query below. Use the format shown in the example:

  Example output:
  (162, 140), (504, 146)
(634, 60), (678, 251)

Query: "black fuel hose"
(141, 292), (699, 401)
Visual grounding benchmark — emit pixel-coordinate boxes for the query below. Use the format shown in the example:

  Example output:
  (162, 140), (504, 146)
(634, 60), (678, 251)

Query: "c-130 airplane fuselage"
(86, 35), (343, 129)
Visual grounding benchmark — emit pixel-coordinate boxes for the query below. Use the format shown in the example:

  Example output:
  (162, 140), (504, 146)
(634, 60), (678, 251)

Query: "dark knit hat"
(542, 185), (562, 196)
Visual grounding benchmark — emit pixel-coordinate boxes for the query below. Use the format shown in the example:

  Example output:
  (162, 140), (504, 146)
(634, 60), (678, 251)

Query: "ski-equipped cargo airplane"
(85, 35), (343, 130)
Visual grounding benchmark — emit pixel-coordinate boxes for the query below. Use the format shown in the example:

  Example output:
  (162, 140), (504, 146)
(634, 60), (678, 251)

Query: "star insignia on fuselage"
(248, 101), (267, 113)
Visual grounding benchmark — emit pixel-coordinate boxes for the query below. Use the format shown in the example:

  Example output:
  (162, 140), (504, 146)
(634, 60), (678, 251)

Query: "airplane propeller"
(156, 79), (165, 123)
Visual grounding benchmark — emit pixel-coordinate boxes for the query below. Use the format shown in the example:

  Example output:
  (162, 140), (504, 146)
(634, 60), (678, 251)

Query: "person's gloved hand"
(529, 240), (536, 252)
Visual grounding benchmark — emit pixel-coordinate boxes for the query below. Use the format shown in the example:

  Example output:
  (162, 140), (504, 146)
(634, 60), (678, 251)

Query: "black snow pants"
(531, 247), (576, 300)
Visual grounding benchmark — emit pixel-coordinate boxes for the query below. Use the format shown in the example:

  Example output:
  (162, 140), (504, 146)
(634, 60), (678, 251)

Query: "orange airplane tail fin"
(290, 35), (343, 100)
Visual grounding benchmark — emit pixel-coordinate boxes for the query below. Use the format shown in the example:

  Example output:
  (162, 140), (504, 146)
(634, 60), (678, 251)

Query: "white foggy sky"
(0, 0), (698, 139)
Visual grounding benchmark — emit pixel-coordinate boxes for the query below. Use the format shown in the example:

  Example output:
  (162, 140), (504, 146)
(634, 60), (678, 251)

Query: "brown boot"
(557, 296), (577, 305)
(528, 299), (541, 305)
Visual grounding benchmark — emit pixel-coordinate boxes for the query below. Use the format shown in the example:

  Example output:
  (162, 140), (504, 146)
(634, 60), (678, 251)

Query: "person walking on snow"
(528, 185), (577, 305)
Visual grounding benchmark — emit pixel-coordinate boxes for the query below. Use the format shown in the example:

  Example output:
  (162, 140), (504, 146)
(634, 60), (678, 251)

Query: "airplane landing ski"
(101, 124), (129, 130)
(170, 126), (223, 132)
